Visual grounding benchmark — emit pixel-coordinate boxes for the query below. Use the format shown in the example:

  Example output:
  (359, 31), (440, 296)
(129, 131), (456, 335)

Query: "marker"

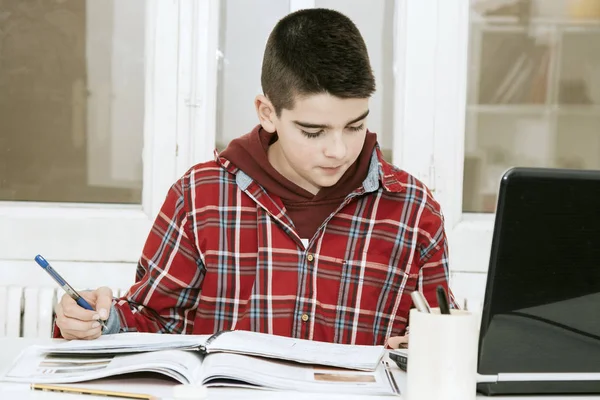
(436, 285), (451, 315)
(410, 290), (431, 313)
(34, 255), (107, 329)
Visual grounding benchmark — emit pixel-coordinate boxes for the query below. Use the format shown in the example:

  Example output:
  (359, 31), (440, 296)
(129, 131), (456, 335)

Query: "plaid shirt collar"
(213, 145), (405, 245)
(214, 145), (406, 196)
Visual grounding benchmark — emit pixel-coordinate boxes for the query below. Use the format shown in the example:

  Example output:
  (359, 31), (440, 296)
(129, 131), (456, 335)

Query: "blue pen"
(34, 255), (107, 329)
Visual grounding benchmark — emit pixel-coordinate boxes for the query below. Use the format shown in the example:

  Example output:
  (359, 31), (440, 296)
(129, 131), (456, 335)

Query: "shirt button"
(307, 254), (314, 262)
(301, 313), (309, 322)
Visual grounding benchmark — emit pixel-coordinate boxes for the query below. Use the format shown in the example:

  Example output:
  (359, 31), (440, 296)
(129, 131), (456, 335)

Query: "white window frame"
(393, 1), (493, 306)
(0, 0), (217, 268)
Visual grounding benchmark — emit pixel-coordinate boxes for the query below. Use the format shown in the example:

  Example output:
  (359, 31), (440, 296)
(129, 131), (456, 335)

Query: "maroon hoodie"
(219, 125), (378, 239)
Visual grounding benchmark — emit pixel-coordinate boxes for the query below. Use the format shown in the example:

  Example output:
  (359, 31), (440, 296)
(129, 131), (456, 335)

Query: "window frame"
(0, 0), (217, 265)
(392, 2), (494, 277)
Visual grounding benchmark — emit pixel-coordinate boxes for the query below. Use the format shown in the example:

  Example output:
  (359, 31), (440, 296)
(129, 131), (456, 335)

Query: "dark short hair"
(261, 8), (376, 116)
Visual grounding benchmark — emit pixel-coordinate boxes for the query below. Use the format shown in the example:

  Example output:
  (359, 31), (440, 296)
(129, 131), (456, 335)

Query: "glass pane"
(315, 0), (395, 161)
(216, 0), (290, 151)
(463, 0), (600, 212)
(0, 0), (144, 204)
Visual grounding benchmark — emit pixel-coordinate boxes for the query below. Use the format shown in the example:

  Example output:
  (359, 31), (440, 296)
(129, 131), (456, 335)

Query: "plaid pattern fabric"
(106, 147), (455, 345)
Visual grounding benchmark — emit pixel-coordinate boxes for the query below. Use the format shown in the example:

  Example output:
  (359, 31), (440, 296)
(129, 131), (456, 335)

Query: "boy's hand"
(388, 329), (409, 349)
(54, 287), (113, 340)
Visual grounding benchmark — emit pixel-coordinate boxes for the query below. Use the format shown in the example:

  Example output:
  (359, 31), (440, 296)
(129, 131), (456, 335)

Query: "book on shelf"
(491, 43), (550, 104)
(473, 0), (554, 106)
(1, 331), (400, 396)
(477, 34), (551, 106)
(472, 0), (531, 19)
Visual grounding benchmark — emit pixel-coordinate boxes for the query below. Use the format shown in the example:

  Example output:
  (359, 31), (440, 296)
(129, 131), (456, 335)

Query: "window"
(0, 1), (195, 267)
(0, 1), (144, 204)
(464, 0), (600, 213)
(400, 0), (600, 308)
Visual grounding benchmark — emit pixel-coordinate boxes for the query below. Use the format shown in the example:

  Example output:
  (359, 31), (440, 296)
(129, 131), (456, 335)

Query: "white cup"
(405, 308), (478, 400)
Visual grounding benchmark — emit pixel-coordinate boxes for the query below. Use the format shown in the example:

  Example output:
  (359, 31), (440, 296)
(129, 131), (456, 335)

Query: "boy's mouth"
(320, 165), (343, 174)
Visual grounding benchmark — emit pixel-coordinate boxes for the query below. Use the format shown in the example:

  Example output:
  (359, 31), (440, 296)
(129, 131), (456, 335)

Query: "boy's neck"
(267, 141), (322, 195)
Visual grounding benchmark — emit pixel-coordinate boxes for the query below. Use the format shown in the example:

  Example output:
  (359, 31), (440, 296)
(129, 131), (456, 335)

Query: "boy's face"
(256, 93), (369, 195)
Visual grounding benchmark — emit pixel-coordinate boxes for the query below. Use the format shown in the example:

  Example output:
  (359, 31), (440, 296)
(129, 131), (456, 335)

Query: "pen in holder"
(405, 308), (478, 400)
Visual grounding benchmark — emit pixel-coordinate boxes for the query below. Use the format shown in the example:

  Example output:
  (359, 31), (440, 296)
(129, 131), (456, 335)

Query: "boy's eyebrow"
(293, 109), (370, 129)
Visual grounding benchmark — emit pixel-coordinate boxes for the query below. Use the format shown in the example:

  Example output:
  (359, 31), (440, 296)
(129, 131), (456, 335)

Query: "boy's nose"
(323, 133), (347, 159)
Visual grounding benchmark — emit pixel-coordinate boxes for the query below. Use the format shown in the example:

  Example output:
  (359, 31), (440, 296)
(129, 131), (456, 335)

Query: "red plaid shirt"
(103, 147), (454, 345)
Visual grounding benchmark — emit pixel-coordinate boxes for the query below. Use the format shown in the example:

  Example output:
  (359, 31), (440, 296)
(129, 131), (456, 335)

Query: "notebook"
(476, 167), (600, 395)
(2, 330), (400, 396)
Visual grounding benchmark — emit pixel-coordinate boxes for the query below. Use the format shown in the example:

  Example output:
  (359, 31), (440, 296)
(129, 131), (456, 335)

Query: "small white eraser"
(172, 384), (208, 400)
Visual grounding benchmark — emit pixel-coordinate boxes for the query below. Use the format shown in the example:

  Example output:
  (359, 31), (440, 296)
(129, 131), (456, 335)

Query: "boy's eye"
(347, 124), (364, 132)
(300, 124), (364, 139)
(301, 130), (323, 139)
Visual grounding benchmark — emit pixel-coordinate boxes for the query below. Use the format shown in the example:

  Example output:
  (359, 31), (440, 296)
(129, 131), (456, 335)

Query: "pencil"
(31, 383), (158, 400)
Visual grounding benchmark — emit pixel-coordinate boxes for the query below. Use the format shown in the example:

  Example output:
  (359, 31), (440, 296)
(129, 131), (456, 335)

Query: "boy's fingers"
(55, 287), (110, 340)
(57, 315), (102, 332)
(387, 335), (409, 349)
(59, 293), (98, 321)
(80, 291), (97, 304)
(94, 286), (113, 320)
(55, 302), (102, 339)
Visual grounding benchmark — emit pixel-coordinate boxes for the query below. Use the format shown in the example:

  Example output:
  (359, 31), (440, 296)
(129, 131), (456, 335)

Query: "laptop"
(477, 167), (600, 395)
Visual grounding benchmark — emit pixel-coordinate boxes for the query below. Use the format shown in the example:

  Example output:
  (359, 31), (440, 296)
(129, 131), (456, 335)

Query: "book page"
(208, 331), (385, 371)
(32, 332), (210, 354)
(201, 352), (398, 396)
(2, 347), (204, 385)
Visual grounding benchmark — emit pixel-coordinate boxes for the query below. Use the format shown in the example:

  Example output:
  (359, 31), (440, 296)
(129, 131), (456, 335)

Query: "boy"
(54, 8), (456, 345)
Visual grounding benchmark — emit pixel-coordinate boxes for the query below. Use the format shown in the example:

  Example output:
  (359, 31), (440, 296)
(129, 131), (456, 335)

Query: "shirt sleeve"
(416, 195), (460, 311)
(53, 177), (205, 339)
(112, 178), (205, 334)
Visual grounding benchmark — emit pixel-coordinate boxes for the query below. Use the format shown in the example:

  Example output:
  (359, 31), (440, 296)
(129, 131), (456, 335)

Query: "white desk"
(1, 338), (599, 399)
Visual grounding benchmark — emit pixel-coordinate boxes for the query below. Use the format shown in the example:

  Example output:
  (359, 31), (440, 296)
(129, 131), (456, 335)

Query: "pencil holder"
(405, 308), (478, 400)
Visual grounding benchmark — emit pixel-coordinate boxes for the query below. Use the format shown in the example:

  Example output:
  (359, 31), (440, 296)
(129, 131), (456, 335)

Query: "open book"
(3, 331), (399, 396)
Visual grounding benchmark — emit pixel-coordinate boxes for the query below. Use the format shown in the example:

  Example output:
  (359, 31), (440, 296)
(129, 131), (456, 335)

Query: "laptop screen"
(478, 168), (600, 375)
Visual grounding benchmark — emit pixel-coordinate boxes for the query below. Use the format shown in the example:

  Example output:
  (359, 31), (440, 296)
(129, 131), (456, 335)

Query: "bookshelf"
(464, 1), (600, 212)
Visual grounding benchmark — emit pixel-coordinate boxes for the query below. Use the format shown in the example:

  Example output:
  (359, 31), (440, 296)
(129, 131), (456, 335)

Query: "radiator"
(0, 286), (127, 338)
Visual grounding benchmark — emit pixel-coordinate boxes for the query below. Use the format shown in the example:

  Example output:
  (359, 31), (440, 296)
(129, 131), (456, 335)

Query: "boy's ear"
(255, 95), (277, 133)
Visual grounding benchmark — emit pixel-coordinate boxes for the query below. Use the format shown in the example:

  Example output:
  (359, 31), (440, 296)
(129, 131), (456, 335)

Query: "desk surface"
(1, 338), (599, 400)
